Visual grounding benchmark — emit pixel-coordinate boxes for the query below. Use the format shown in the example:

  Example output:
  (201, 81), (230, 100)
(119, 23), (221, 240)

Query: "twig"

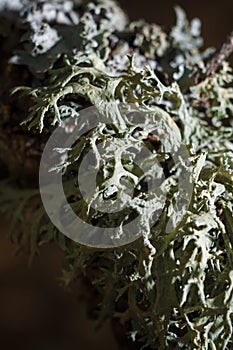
(206, 31), (233, 76)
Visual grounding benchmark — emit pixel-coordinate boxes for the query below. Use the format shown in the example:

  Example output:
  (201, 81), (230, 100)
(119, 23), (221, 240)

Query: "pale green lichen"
(0, 1), (233, 349)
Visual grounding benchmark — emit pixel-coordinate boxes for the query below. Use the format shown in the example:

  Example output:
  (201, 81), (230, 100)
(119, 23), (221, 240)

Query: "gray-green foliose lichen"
(0, 1), (233, 349)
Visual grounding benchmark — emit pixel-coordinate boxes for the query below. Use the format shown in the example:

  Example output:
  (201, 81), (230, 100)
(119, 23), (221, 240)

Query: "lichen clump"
(0, 1), (233, 349)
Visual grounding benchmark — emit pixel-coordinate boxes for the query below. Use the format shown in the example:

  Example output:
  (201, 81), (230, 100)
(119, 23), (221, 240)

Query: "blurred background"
(119, 0), (233, 54)
(0, 1), (232, 349)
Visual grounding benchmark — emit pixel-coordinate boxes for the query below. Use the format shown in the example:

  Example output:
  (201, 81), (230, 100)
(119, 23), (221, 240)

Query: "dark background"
(0, 1), (232, 349)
